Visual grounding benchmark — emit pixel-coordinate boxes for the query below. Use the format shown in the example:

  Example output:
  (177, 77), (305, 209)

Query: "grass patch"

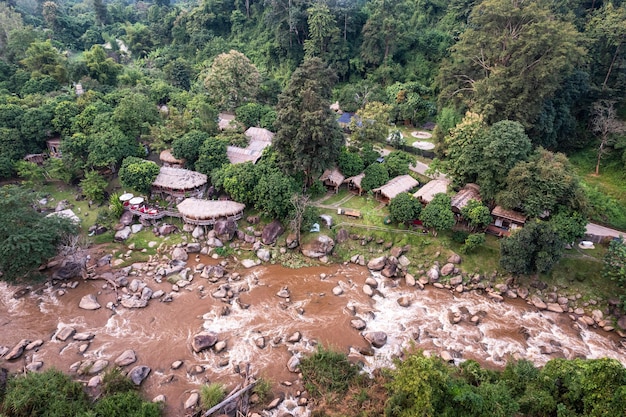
(200, 383), (226, 410)
(321, 189), (352, 206)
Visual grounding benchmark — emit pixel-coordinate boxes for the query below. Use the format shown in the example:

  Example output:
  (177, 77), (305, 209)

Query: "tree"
(500, 221), (564, 276)
(273, 58), (344, 186)
(304, 2), (339, 60)
(548, 210), (587, 245)
(461, 199), (492, 232)
(591, 100), (626, 176)
(172, 130), (210, 168)
(88, 128), (142, 172)
(212, 162), (258, 205)
(603, 237), (626, 310)
(360, 0), (408, 68)
(0, 185), (77, 282)
(497, 148), (587, 218)
(112, 93), (160, 139)
(195, 137), (228, 177)
(337, 148), (364, 177)
(203, 50), (261, 111)
(388, 129), (404, 149)
(20, 40), (68, 83)
(350, 101), (392, 145)
(289, 193), (310, 244)
(439, 0), (585, 130)
(384, 151), (415, 177)
(14, 160), (46, 188)
(80, 170), (108, 202)
(254, 165), (298, 219)
(419, 192), (455, 236)
(118, 157), (159, 194)
(52, 101), (80, 137)
(361, 162), (389, 192)
(83, 44), (122, 85)
(389, 192), (422, 224)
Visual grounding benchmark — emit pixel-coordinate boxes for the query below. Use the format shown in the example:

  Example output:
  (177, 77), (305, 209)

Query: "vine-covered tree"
(195, 138), (228, 177)
(389, 192), (422, 224)
(203, 50), (261, 111)
(419, 192), (455, 236)
(118, 157), (160, 194)
(273, 58), (343, 186)
(361, 162), (389, 192)
(460, 199), (492, 232)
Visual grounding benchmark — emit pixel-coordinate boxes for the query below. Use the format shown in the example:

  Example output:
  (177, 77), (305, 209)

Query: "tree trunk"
(602, 39), (623, 91)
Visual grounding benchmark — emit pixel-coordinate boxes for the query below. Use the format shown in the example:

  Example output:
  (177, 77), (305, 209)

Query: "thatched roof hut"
(413, 179), (449, 204)
(177, 198), (245, 225)
(374, 175), (419, 203)
(159, 149), (185, 168)
(451, 183), (481, 213)
(343, 173), (365, 195)
(226, 127), (274, 164)
(320, 168), (345, 193)
(152, 167), (208, 198)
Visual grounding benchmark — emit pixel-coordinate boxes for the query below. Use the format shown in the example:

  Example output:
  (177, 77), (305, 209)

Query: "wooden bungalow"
(489, 206), (527, 237)
(152, 167), (208, 199)
(159, 149), (185, 168)
(373, 174), (419, 204)
(413, 179), (449, 204)
(451, 183), (481, 213)
(24, 154), (46, 165)
(226, 127), (274, 164)
(320, 168), (345, 193)
(47, 138), (62, 158)
(343, 173), (365, 195)
(177, 198), (245, 226)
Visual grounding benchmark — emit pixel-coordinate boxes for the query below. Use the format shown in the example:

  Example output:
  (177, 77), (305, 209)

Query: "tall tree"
(273, 57), (344, 186)
(500, 220), (564, 276)
(304, 2), (339, 61)
(20, 40), (68, 83)
(591, 100), (626, 176)
(439, 0), (585, 130)
(360, 0), (408, 67)
(419, 192), (455, 236)
(203, 50), (261, 111)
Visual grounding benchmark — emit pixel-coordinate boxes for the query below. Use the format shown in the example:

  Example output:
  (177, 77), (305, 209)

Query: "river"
(1, 256), (624, 416)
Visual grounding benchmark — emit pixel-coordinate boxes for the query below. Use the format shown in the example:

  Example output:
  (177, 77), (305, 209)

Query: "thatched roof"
(451, 183), (481, 211)
(152, 167), (207, 190)
(160, 149), (185, 165)
(218, 112), (237, 130)
(227, 127), (274, 164)
(491, 206), (527, 224)
(177, 198), (245, 220)
(320, 167), (345, 186)
(374, 175), (419, 200)
(245, 127), (274, 143)
(343, 173), (365, 188)
(413, 179), (449, 204)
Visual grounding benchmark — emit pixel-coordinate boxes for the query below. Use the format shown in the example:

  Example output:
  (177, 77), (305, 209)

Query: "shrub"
(299, 346), (359, 397)
(252, 378), (272, 403)
(462, 233), (486, 253)
(101, 367), (136, 396)
(92, 391), (161, 417)
(200, 383), (226, 410)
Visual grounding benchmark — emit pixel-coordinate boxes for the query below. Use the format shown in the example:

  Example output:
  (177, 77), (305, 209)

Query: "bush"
(252, 378), (272, 403)
(92, 391), (161, 417)
(452, 230), (470, 243)
(101, 367), (136, 396)
(299, 346), (359, 397)
(1, 369), (90, 417)
(461, 233), (485, 253)
(200, 383), (226, 410)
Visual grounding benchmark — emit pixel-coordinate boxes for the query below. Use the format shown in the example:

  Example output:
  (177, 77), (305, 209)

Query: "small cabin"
(489, 206), (527, 237)
(47, 138), (62, 158)
(319, 168), (345, 193)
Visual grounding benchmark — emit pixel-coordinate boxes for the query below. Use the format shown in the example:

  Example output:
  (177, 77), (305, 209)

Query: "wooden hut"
(343, 173), (365, 195)
(320, 168), (345, 193)
(159, 149), (186, 168)
(47, 138), (62, 158)
(374, 175), (419, 204)
(24, 154), (46, 165)
(451, 183), (481, 213)
(177, 198), (245, 225)
(152, 167), (208, 198)
(413, 179), (449, 204)
(489, 206), (527, 237)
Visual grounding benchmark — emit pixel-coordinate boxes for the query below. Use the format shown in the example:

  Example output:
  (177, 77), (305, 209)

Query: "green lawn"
(321, 189), (352, 206)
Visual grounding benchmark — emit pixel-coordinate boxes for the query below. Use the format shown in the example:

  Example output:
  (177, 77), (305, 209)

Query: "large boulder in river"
(4, 339), (30, 360)
(367, 256), (386, 271)
(171, 247), (188, 261)
(363, 331), (387, 348)
(79, 294), (101, 310)
(440, 263), (455, 277)
(115, 350), (137, 366)
(214, 219), (237, 241)
(128, 365), (151, 385)
(53, 262), (83, 280)
(301, 235), (335, 258)
(192, 332), (218, 353)
(262, 220), (284, 245)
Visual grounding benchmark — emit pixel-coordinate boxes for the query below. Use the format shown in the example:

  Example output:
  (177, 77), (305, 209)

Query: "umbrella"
(119, 193), (134, 202)
(129, 197), (144, 205)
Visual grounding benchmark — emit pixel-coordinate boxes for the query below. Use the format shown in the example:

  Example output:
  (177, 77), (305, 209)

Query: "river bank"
(2, 231), (625, 416)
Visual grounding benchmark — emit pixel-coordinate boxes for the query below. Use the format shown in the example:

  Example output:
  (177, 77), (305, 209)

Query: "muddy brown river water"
(1, 257), (625, 416)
